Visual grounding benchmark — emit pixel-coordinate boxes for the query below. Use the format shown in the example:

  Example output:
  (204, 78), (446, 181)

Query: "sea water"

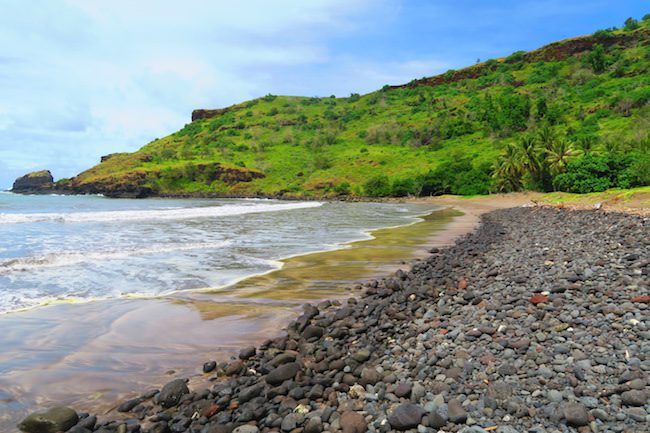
(0, 192), (433, 314)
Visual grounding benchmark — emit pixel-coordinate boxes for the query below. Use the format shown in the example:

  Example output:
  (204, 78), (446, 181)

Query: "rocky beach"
(18, 205), (649, 433)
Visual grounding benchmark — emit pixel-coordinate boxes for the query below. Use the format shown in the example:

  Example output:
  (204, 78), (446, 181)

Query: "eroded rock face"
(11, 170), (54, 193)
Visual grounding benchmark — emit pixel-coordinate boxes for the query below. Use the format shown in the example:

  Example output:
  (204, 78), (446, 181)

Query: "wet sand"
(0, 205), (468, 431)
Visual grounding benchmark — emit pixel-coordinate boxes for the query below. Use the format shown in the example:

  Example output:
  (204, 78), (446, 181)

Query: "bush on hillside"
(418, 158), (492, 196)
(363, 175), (391, 197)
(391, 177), (420, 197)
(552, 154), (640, 193)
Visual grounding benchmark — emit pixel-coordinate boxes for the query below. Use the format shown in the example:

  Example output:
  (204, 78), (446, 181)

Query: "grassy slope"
(66, 22), (650, 198)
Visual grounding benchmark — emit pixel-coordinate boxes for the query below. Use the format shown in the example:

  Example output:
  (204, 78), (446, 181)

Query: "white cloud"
(0, 0), (454, 188)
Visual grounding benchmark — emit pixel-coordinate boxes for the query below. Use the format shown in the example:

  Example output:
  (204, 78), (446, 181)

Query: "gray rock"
(117, 398), (140, 412)
(563, 402), (590, 427)
(547, 390), (563, 403)
(18, 406), (79, 433)
(302, 325), (324, 340)
(239, 383), (264, 403)
(448, 399), (467, 424)
(159, 379), (189, 408)
(281, 413), (298, 432)
(232, 426), (260, 433)
(411, 382), (425, 401)
(239, 346), (256, 360)
(304, 416), (323, 433)
(621, 390), (647, 406)
(266, 362), (301, 385)
(426, 411), (447, 429)
(387, 403), (425, 430)
(203, 360), (217, 373)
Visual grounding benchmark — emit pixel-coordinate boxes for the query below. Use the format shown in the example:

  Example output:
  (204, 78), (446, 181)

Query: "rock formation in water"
(11, 170), (54, 193)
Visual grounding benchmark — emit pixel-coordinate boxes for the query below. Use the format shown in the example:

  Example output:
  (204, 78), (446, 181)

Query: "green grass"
(63, 19), (650, 198)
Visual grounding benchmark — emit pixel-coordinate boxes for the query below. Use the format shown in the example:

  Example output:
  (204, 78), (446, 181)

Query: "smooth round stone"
(547, 390), (563, 403)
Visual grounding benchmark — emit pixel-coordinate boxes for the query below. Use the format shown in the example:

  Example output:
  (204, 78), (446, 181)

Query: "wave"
(0, 201), (323, 224)
(0, 240), (231, 273)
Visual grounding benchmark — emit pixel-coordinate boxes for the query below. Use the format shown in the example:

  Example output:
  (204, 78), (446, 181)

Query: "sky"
(0, 0), (647, 188)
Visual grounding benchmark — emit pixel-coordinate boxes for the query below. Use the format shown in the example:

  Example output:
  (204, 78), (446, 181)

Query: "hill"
(38, 17), (650, 198)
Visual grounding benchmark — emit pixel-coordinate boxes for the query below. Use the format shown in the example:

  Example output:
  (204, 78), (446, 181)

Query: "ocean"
(0, 193), (433, 314)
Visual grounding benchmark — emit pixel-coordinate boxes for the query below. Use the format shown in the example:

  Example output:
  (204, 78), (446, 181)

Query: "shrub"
(506, 51), (526, 63)
(391, 178), (420, 197)
(588, 44), (607, 73)
(552, 154), (636, 193)
(334, 182), (351, 195)
(624, 17), (639, 30)
(451, 163), (493, 195)
(363, 175), (391, 197)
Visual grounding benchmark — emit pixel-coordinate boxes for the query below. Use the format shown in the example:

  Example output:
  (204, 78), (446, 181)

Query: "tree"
(576, 136), (600, 156)
(493, 143), (524, 192)
(363, 175), (391, 197)
(518, 135), (542, 181)
(588, 44), (606, 73)
(624, 17), (639, 30)
(546, 138), (581, 176)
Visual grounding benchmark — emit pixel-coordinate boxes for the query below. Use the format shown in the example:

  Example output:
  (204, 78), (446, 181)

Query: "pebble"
(27, 208), (649, 433)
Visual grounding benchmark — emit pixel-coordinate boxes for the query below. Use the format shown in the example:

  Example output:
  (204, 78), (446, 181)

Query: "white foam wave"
(0, 201), (323, 224)
(0, 240), (231, 273)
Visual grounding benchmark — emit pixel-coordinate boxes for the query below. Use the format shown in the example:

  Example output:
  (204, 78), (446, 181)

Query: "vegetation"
(62, 17), (650, 198)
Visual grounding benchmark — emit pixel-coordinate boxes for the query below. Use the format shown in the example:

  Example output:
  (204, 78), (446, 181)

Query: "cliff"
(11, 170), (54, 193)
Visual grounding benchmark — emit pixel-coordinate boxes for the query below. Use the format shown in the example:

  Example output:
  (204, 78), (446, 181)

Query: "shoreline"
(2, 202), (480, 432)
(19, 201), (646, 433)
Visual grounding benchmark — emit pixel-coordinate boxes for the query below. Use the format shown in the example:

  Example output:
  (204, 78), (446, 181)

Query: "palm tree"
(518, 135), (542, 180)
(546, 138), (581, 176)
(577, 136), (600, 156)
(493, 143), (524, 192)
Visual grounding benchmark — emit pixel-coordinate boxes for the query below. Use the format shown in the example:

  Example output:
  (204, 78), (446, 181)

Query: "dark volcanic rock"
(387, 403), (426, 430)
(18, 406), (78, 433)
(266, 362), (301, 385)
(12, 170), (54, 193)
(158, 379), (189, 408)
(239, 346), (256, 360)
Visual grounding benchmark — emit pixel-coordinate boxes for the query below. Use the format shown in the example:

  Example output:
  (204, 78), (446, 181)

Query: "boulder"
(158, 379), (189, 408)
(17, 406), (79, 433)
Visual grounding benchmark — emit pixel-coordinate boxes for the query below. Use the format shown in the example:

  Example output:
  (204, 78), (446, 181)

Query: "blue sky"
(0, 0), (647, 188)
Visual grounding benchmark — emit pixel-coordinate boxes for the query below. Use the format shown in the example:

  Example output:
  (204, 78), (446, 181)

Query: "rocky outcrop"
(192, 108), (233, 122)
(48, 163), (266, 198)
(11, 170), (54, 193)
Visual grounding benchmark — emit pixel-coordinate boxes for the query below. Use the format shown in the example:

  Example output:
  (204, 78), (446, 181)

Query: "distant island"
(13, 18), (649, 199)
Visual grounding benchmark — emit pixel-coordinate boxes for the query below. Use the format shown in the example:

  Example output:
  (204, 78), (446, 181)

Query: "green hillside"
(57, 17), (650, 198)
